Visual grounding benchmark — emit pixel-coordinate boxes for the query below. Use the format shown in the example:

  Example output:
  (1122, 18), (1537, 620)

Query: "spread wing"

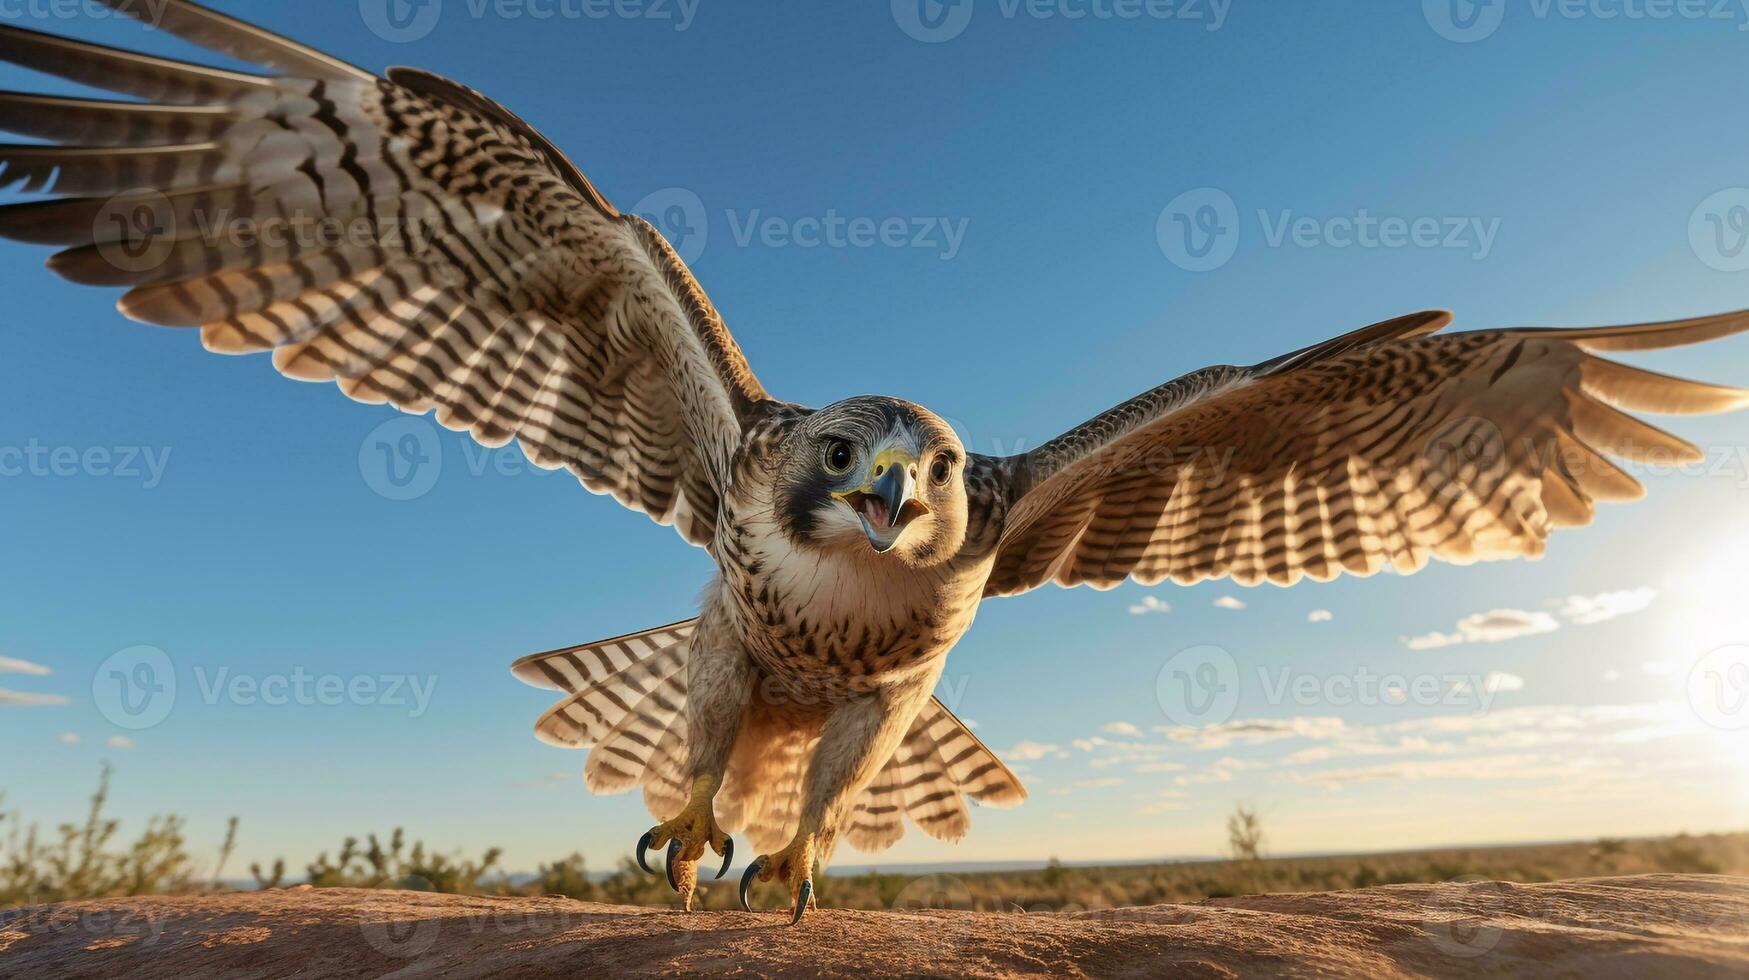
(0, 1), (773, 550)
(982, 309), (1749, 596)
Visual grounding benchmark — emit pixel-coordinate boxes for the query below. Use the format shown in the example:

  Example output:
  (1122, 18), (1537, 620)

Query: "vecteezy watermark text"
(1156, 644), (1518, 727)
(194, 667), (438, 718)
(724, 210), (971, 261)
(1424, 0), (1749, 43)
(1157, 188), (1502, 272)
(0, 0), (169, 22)
(94, 645), (439, 728)
(630, 188), (972, 264)
(892, 0), (1232, 43)
(0, 440), (172, 489)
(359, 0), (700, 43)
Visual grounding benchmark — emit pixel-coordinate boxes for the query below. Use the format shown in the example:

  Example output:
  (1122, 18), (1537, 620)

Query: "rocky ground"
(1, 874), (1744, 978)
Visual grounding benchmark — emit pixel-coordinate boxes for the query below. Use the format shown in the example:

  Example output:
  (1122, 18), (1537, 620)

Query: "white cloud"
(1137, 800), (1187, 815)
(1307, 609), (1333, 623)
(1128, 596), (1172, 615)
(1006, 740), (1064, 761)
(1404, 608), (1558, 650)
(1134, 761), (1187, 773)
(1641, 660), (1680, 677)
(1279, 703), (1687, 766)
(1406, 631), (1465, 651)
(1101, 721), (1141, 737)
(1158, 716), (1347, 749)
(0, 656), (50, 676)
(106, 736), (135, 750)
(1246, 701), (1728, 805)
(1482, 671), (1525, 694)
(1554, 588), (1657, 626)
(1288, 753), (1558, 787)
(57, 732), (79, 744)
(1279, 736), (1448, 765)
(1213, 596), (1247, 610)
(1073, 777), (1124, 789)
(1603, 669), (1623, 682)
(1404, 587), (1656, 651)
(0, 689), (68, 707)
(1175, 756), (1269, 785)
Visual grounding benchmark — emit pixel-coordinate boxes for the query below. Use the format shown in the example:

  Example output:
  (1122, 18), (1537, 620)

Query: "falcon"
(4, 1), (1747, 922)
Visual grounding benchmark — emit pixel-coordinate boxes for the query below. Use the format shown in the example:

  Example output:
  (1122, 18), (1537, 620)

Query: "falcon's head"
(776, 397), (968, 564)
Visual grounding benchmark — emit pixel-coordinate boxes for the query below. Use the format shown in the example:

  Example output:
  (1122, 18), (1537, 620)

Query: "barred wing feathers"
(845, 697), (1027, 854)
(0, 2), (773, 550)
(512, 622), (694, 811)
(984, 309), (1749, 596)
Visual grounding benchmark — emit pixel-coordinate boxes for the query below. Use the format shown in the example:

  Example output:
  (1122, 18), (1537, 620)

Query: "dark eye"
(930, 455), (954, 486)
(824, 440), (856, 474)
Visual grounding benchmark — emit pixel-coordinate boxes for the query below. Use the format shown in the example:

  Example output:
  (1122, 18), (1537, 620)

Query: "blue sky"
(4, 0), (1749, 877)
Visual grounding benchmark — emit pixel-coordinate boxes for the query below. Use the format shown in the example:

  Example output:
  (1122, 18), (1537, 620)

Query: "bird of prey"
(4, 1), (1747, 923)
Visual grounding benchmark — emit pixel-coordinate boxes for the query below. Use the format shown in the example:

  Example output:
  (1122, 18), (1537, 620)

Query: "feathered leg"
(638, 610), (753, 910)
(740, 675), (935, 923)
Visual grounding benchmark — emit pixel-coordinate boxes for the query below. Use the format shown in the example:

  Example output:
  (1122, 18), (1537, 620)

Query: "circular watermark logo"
(359, 416), (443, 501)
(94, 189), (177, 277)
(892, 0), (975, 42)
(1421, 415), (1507, 502)
(1155, 643), (1240, 726)
(1157, 187), (1239, 272)
(359, 891), (443, 958)
(891, 873), (975, 913)
(360, 0), (444, 43)
(631, 187), (710, 267)
(1689, 188), (1749, 273)
(92, 645), (176, 730)
(1423, 0), (1505, 43)
(1688, 644), (1749, 731)
(1424, 876), (1508, 958)
(878, 873), (975, 952)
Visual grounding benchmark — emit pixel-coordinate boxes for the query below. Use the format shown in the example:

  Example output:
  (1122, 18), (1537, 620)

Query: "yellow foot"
(739, 830), (817, 924)
(636, 776), (732, 912)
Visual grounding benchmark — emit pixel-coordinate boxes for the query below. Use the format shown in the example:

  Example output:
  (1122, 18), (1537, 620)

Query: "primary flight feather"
(3, 0), (1746, 921)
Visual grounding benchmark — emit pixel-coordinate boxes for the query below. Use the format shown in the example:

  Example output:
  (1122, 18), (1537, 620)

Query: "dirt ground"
(1, 873), (1745, 978)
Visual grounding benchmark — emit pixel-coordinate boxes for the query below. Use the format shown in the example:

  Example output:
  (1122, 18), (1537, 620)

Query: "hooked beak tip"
(838, 473), (928, 553)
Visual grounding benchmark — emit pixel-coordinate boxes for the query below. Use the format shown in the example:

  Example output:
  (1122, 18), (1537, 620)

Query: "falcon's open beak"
(834, 448), (930, 553)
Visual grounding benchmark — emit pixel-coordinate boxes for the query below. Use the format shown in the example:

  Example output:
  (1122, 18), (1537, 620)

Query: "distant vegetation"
(1227, 803), (1266, 862)
(0, 766), (235, 908)
(5, 769), (1746, 911)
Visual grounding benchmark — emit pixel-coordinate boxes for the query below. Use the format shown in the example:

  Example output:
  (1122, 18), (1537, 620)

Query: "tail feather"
(583, 660), (688, 795)
(641, 722), (693, 822)
(515, 620), (694, 755)
(515, 621), (697, 807)
(844, 697), (1027, 855)
(515, 627), (1030, 855)
(718, 726), (815, 856)
(511, 619), (695, 692)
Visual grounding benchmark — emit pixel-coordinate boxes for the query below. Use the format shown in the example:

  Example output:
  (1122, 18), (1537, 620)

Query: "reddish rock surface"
(2, 874), (1745, 978)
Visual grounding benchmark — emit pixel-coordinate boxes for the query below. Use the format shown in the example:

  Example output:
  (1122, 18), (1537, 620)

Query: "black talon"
(716, 836), (734, 880)
(665, 838), (682, 892)
(792, 878), (812, 925)
(739, 856), (766, 912)
(635, 830), (658, 875)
